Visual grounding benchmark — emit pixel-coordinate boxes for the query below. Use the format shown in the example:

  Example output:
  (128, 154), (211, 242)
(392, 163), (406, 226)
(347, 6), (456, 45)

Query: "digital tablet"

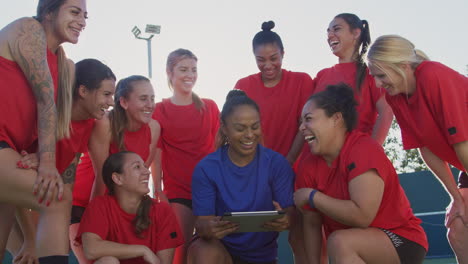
(222, 210), (285, 233)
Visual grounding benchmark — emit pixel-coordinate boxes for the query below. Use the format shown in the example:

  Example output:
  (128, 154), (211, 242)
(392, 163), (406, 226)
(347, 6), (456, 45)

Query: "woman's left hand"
(263, 201), (289, 231)
(13, 241), (39, 264)
(294, 188), (314, 210)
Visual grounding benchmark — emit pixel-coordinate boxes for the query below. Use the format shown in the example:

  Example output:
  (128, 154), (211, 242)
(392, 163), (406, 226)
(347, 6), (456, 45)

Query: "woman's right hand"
(33, 157), (63, 206)
(17, 150), (39, 170)
(204, 216), (239, 239)
(141, 246), (160, 264)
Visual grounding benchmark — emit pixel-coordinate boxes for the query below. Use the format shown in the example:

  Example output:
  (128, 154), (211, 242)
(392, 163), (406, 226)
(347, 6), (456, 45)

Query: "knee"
(327, 230), (352, 258)
(41, 186), (73, 213)
(447, 219), (467, 250)
(94, 256), (120, 264)
(188, 239), (228, 264)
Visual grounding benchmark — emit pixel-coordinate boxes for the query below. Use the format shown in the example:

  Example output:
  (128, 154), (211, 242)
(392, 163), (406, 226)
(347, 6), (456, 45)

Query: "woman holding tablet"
(189, 90), (294, 264)
(294, 84), (427, 263)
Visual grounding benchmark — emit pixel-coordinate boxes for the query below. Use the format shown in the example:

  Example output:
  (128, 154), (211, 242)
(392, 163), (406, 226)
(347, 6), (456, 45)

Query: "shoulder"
(258, 145), (290, 166)
(194, 148), (223, 171)
(201, 98), (218, 108)
(87, 195), (110, 210)
(285, 70), (312, 79)
(1, 17), (46, 60)
(235, 72), (261, 88)
(148, 119), (161, 132)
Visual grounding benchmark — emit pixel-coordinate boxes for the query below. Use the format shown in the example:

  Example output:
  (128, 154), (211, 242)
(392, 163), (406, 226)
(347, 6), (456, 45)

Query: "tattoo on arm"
(62, 153), (81, 184)
(10, 20), (57, 156)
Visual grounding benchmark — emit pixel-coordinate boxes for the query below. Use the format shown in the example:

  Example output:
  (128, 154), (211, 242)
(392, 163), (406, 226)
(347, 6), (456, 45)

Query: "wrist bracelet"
(309, 189), (318, 208)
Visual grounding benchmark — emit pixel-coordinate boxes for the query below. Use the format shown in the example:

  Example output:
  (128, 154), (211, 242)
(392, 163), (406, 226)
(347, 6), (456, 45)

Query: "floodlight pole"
(133, 34), (154, 78)
(132, 25), (160, 79)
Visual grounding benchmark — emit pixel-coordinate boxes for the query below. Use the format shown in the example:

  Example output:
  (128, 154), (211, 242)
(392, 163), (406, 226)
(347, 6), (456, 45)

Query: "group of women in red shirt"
(0, 0), (467, 263)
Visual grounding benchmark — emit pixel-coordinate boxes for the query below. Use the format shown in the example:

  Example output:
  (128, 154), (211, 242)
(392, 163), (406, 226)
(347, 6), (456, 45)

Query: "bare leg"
(447, 188), (468, 264)
(288, 208), (308, 264)
(327, 228), (400, 264)
(0, 203), (15, 261)
(0, 149), (72, 257)
(70, 223), (91, 264)
(188, 237), (232, 264)
(171, 203), (196, 264)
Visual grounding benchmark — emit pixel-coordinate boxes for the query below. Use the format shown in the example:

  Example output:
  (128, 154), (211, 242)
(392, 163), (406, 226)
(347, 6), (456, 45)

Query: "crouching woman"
(76, 151), (184, 264)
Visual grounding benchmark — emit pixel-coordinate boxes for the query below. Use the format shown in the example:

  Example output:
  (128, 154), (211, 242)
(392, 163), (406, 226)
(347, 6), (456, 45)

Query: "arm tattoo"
(11, 20), (57, 156)
(62, 153), (81, 184)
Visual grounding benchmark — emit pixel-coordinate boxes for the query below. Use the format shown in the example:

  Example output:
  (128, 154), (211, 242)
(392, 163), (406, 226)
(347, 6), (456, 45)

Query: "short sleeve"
(191, 161), (217, 216)
(154, 201), (185, 251)
(271, 154), (295, 209)
(346, 137), (387, 182)
(75, 197), (110, 244)
(299, 74), (315, 115)
(418, 64), (468, 145)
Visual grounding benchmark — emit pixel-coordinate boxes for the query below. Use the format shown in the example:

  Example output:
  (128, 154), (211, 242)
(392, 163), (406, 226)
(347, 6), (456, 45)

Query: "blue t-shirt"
(192, 144), (294, 262)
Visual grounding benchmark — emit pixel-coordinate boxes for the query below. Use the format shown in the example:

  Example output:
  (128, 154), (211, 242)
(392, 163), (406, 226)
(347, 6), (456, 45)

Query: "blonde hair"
(56, 46), (73, 139)
(367, 35), (429, 92)
(166, 48), (205, 111)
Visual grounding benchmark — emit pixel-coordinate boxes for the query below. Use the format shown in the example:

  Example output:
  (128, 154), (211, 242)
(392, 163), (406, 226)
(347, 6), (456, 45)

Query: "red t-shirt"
(235, 69), (314, 156)
(386, 61), (468, 171)
(56, 119), (95, 174)
(72, 124), (152, 207)
(314, 62), (384, 135)
(152, 98), (219, 200)
(76, 195), (184, 264)
(0, 49), (59, 151)
(295, 131), (428, 250)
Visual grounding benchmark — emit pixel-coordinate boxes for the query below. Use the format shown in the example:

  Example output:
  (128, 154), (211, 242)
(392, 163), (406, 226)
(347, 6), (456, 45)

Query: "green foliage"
(383, 119), (428, 173)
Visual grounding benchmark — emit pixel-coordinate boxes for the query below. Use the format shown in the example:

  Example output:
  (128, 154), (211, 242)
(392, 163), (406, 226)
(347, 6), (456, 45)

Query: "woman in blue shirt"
(189, 90), (294, 264)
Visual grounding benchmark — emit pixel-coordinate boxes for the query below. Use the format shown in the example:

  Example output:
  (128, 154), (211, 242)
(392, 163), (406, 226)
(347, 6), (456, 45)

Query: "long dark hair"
(335, 13), (371, 93)
(102, 151), (153, 237)
(74, 58), (116, 99)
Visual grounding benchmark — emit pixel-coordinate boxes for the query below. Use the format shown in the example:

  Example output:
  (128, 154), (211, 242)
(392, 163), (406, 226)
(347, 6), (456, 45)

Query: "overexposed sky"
(2, 0), (467, 108)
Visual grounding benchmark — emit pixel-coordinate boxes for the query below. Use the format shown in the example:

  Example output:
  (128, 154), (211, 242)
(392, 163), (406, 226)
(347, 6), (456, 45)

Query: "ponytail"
(56, 46), (72, 139)
(133, 194), (153, 237)
(355, 19), (371, 93)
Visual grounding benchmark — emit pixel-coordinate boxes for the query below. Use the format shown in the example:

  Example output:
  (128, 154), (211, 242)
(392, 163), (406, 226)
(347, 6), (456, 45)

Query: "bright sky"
(2, 0), (467, 108)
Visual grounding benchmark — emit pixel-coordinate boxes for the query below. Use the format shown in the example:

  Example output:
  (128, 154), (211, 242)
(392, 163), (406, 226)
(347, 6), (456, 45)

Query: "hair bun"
(261, 21), (275, 31)
(226, 89), (247, 101)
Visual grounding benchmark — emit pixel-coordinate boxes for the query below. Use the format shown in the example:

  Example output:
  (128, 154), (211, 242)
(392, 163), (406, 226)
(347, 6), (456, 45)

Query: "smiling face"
(368, 61), (409, 96)
(254, 43), (284, 85)
(327, 17), (360, 61)
(300, 100), (340, 159)
(48, 0), (87, 45)
(168, 58), (197, 95)
(80, 78), (115, 120)
(116, 153), (151, 195)
(120, 80), (155, 125)
(222, 104), (262, 166)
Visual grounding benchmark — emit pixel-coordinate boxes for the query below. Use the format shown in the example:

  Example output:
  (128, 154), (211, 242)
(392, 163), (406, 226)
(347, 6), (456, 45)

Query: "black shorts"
(458, 171), (468, 189)
(380, 229), (426, 264)
(169, 198), (192, 210)
(70, 205), (86, 225)
(0, 141), (11, 150)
